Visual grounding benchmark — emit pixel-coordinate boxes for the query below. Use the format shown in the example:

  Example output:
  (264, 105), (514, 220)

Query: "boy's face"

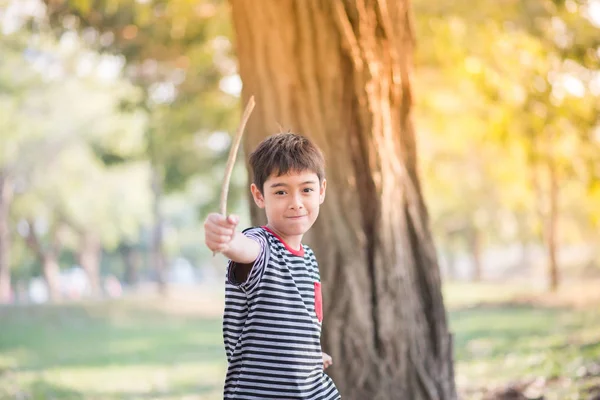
(250, 170), (326, 240)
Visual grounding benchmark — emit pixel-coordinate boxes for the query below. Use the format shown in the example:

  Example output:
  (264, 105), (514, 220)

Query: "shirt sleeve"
(226, 227), (269, 293)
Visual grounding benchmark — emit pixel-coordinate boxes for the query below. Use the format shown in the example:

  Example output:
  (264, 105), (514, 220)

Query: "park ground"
(1, 281), (600, 400)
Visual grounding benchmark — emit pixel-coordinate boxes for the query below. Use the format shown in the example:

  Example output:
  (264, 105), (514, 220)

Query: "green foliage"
(43, 0), (240, 197)
(414, 0), (600, 256)
(0, 21), (153, 278)
(1, 0), (245, 280)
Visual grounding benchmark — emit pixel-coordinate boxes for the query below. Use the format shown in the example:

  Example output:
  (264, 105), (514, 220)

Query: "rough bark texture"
(0, 172), (12, 303)
(230, 1), (456, 398)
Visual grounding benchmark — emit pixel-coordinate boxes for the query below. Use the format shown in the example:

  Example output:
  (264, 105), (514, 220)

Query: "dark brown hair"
(248, 133), (325, 193)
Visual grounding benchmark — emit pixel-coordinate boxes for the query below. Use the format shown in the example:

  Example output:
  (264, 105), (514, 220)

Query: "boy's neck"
(265, 224), (303, 252)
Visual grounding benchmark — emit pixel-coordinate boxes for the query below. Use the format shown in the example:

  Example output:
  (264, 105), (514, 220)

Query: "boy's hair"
(249, 133), (325, 193)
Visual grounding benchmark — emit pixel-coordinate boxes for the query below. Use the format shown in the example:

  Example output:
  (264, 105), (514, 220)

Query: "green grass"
(0, 301), (226, 400)
(449, 305), (600, 399)
(1, 284), (599, 399)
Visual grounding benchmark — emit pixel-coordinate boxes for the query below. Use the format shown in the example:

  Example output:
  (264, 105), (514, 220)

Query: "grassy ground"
(1, 282), (599, 400)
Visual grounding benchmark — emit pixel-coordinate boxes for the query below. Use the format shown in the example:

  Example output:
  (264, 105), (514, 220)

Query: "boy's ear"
(250, 183), (266, 208)
(319, 179), (327, 204)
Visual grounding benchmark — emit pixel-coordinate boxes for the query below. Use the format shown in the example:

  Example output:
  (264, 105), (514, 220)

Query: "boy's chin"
(282, 225), (309, 236)
(280, 221), (313, 235)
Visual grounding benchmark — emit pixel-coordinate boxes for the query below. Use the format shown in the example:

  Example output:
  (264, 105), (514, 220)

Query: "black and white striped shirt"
(222, 226), (340, 399)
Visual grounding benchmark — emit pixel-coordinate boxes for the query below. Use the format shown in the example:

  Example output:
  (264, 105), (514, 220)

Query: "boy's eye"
(303, 188), (314, 193)
(275, 191), (286, 195)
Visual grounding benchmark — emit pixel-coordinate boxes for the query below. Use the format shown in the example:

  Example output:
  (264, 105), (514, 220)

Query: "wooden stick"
(213, 96), (255, 256)
(220, 95), (255, 216)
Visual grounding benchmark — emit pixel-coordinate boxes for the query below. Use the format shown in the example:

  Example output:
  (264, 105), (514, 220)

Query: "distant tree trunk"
(469, 224), (483, 282)
(545, 158), (559, 291)
(78, 233), (102, 296)
(516, 212), (533, 272)
(42, 252), (61, 302)
(0, 171), (12, 303)
(531, 141), (560, 292)
(231, 1), (456, 398)
(150, 166), (167, 294)
(121, 243), (140, 286)
(443, 244), (457, 281)
(25, 221), (62, 302)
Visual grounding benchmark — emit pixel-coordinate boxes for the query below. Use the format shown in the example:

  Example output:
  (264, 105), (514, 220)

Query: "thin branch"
(219, 95), (256, 216)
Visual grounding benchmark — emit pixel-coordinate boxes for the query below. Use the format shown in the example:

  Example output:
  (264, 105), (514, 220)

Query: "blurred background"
(0, 0), (599, 399)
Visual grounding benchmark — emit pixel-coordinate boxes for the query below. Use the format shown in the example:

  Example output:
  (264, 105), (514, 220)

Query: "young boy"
(204, 133), (341, 399)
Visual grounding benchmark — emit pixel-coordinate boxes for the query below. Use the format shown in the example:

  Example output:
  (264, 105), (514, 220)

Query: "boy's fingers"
(209, 213), (227, 225)
(209, 213), (238, 228)
(206, 240), (228, 252)
(206, 232), (233, 244)
(206, 226), (234, 236)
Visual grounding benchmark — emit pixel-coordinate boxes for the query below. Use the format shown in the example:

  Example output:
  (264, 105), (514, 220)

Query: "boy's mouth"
(286, 215), (307, 219)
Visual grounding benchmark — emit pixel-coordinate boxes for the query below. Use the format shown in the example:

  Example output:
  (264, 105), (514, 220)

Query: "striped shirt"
(222, 226), (340, 399)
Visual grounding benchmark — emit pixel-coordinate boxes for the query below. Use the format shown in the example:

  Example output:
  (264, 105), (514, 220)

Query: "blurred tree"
(1, 12), (151, 299)
(0, 173), (10, 302)
(230, 1), (455, 398)
(413, 0), (600, 289)
(0, 26), (51, 302)
(44, 0), (240, 292)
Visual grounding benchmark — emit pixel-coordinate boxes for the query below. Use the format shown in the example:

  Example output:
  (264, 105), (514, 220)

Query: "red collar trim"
(262, 226), (305, 257)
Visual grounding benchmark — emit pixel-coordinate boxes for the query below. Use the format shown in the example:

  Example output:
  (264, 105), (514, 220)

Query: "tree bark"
(78, 233), (102, 297)
(0, 171), (12, 303)
(230, 1), (456, 398)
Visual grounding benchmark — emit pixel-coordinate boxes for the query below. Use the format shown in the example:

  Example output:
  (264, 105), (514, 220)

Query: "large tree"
(230, 1), (456, 398)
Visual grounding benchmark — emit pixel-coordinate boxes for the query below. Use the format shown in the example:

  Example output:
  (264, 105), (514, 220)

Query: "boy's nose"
(289, 195), (303, 209)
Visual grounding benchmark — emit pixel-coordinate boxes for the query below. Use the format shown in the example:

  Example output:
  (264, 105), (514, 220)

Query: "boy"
(204, 133), (341, 399)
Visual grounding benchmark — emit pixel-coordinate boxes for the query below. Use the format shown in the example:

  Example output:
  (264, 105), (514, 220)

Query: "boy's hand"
(204, 213), (239, 253)
(322, 352), (333, 369)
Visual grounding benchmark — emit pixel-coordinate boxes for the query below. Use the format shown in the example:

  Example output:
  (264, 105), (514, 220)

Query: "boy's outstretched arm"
(204, 213), (260, 264)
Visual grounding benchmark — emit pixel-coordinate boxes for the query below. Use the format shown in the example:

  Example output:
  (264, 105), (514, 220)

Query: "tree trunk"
(0, 171), (12, 303)
(531, 140), (560, 292)
(446, 251), (457, 281)
(516, 212), (532, 272)
(469, 224), (483, 282)
(25, 221), (63, 302)
(546, 158), (559, 291)
(78, 233), (102, 297)
(150, 166), (167, 294)
(230, 1), (456, 399)
(42, 252), (61, 302)
(121, 243), (140, 286)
